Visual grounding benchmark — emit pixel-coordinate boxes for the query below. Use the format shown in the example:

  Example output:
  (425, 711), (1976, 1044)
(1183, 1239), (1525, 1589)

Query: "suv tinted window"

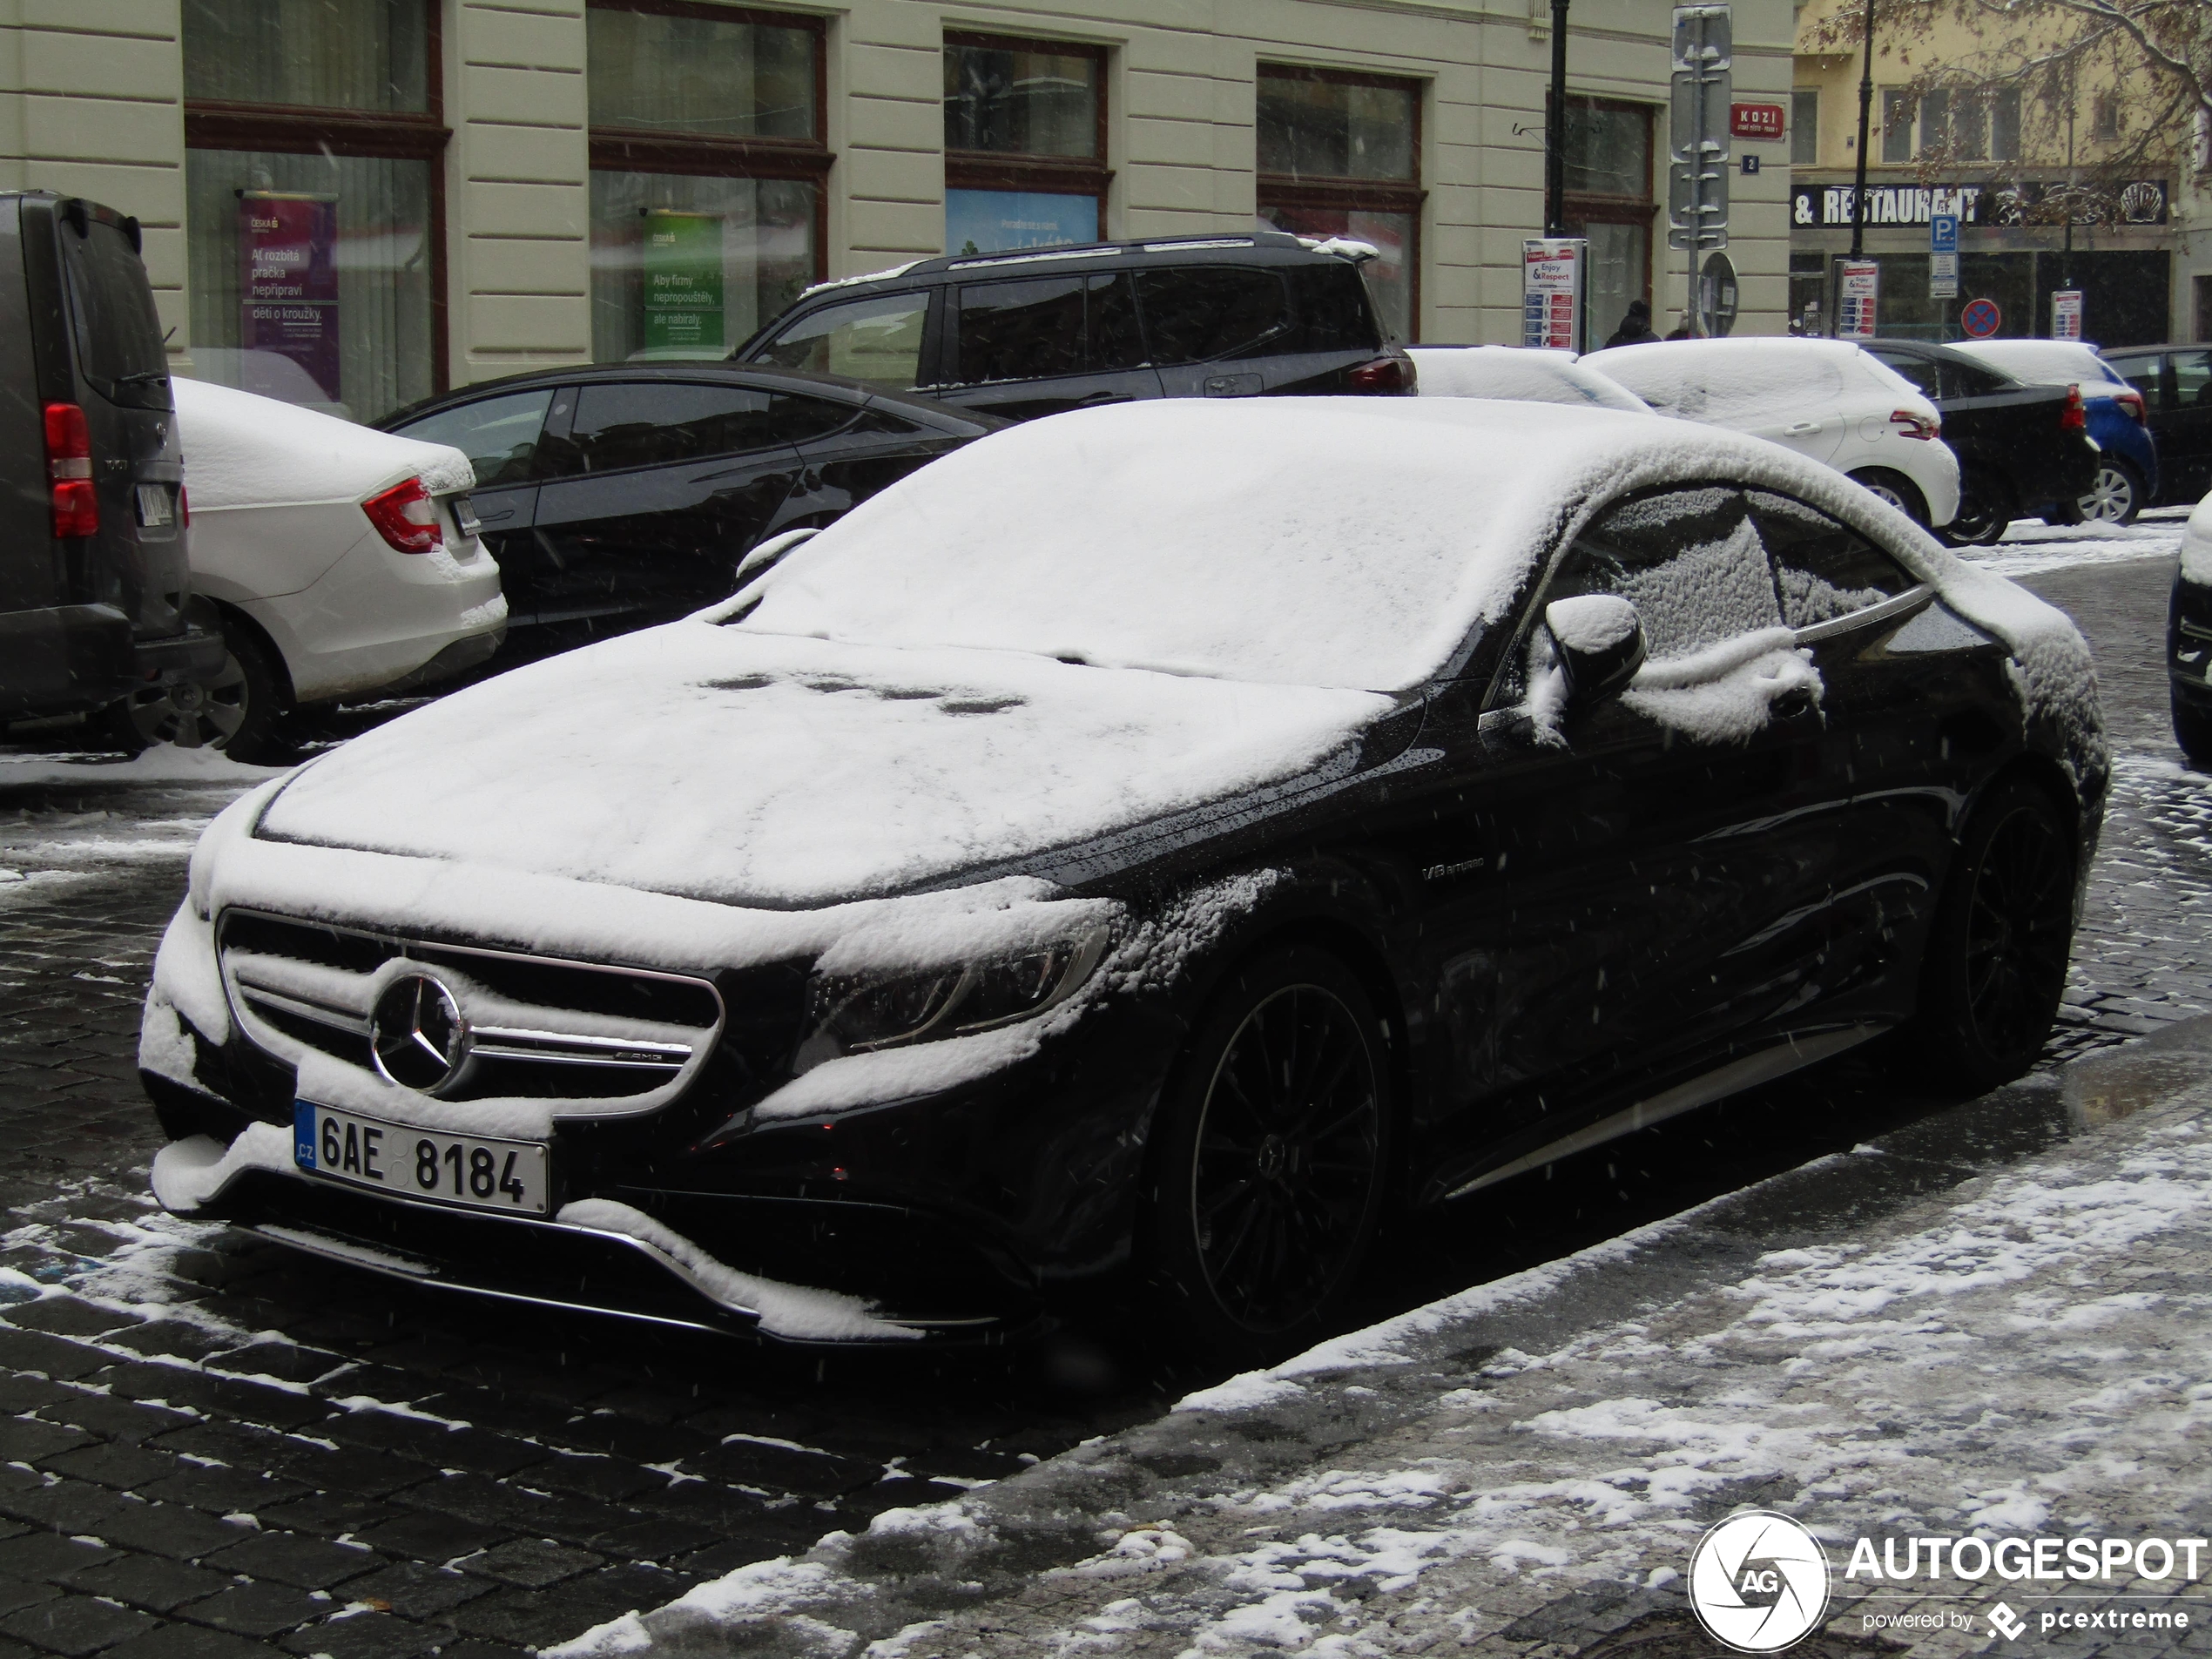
(1284, 263), (1380, 354)
(1747, 489), (1917, 628)
(1137, 266), (1288, 365)
(952, 271), (1143, 384)
(62, 216), (166, 406)
(759, 292), (929, 388)
(547, 382), (845, 475)
(392, 388), (554, 488)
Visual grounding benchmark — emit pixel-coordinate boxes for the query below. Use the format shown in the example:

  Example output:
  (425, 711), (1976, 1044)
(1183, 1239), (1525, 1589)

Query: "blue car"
(1952, 339), (2159, 523)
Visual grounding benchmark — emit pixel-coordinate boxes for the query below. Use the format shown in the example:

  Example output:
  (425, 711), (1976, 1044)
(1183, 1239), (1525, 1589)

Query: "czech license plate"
(293, 1102), (550, 1216)
(135, 484), (172, 528)
(451, 496), (482, 539)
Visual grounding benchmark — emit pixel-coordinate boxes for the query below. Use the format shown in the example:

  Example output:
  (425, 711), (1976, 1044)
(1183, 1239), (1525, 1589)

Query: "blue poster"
(945, 189), (1097, 257)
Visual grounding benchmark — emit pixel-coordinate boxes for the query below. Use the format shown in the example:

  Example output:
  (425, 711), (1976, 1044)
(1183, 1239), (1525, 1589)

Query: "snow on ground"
(1960, 509), (2186, 579)
(545, 1051), (2212, 1658)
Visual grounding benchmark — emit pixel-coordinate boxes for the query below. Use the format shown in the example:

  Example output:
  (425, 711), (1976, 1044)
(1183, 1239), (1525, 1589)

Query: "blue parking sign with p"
(1931, 214), (1959, 254)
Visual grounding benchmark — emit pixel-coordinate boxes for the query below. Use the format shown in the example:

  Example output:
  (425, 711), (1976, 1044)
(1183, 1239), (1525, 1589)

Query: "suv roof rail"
(797, 228), (1330, 291)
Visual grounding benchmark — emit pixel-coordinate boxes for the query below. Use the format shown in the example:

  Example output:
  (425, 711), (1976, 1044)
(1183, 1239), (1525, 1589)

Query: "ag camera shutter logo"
(1689, 1510), (1833, 1652)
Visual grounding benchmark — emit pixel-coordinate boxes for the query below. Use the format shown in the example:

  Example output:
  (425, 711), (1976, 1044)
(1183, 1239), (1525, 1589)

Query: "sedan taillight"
(1346, 349), (1417, 394)
(362, 476), (444, 553)
(2113, 387), (2147, 426)
(43, 402), (98, 537)
(1890, 408), (1939, 442)
(2061, 384), (2089, 431)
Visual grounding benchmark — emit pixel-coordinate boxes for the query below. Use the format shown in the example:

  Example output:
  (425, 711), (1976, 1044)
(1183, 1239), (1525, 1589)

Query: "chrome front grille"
(217, 910), (724, 1106)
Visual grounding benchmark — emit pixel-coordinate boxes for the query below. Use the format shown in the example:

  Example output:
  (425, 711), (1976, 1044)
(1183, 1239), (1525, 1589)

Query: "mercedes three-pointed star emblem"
(368, 971), (471, 1094)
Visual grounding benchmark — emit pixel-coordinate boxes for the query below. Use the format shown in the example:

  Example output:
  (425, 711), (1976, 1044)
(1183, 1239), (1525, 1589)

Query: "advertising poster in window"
(946, 189), (1096, 256)
(239, 192), (340, 401)
(641, 210), (725, 356)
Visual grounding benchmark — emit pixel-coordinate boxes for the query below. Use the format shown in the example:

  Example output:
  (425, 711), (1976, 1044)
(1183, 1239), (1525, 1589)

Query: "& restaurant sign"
(1792, 179), (2168, 229)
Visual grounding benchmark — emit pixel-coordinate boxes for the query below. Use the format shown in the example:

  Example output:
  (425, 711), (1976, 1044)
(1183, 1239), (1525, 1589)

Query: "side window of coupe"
(389, 388), (554, 489)
(1746, 490), (1918, 628)
(756, 292), (932, 389)
(554, 382), (806, 474)
(1871, 352), (1937, 396)
(1544, 487), (1784, 658)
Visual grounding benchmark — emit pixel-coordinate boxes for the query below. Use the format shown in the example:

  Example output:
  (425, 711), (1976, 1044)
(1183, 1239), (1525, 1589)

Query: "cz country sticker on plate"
(293, 1102), (550, 1216)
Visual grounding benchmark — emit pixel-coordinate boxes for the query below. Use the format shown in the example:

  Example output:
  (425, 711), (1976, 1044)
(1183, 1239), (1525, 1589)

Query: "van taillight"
(43, 402), (98, 538)
(1347, 349), (1417, 394)
(361, 476), (443, 553)
(2061, 384), (2089, 431)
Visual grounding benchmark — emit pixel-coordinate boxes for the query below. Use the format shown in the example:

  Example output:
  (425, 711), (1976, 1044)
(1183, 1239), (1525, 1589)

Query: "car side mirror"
(1544, 595), (1647, 706)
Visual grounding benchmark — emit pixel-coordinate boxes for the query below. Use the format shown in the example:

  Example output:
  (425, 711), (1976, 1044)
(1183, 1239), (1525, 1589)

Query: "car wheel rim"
(2080, 466), (2134, 523)
(1963, 806), (2071, 1062)
(122, 652), (250, 750)
(1864, 482), (1907, 511)
(1190, 984), (1381, 1333)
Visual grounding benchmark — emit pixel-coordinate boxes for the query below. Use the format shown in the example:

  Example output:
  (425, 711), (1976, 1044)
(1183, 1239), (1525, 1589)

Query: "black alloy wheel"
(1141, 947), (1390, 1367)
(1939, 469), (2013, 548)
(1913, 776), (2077, 1093)
(1849, 469), (1931, 528)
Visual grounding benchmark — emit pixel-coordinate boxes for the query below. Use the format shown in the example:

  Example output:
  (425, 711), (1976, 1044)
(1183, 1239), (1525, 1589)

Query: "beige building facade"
(0, 0), (1790, 423)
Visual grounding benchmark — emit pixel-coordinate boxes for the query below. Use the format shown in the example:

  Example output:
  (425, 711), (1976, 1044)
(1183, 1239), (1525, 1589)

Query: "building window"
(1254, 66), (1423, 341)
(587, 1), (827, 364)
(1791, 90), (1819, 165)
(2093, 93), (2121, 143)
(1919, 87), (1951, 155)
(1559, 96), (1654, 348)
(943, 35), (1109, 257)
(180, 0), (445, 421)
(1992, 87), (2022, 160)
(1881, 88), (1914, 163)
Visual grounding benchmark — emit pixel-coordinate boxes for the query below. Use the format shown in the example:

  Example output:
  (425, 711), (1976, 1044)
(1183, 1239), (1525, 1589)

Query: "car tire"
(103, 617), (289, 763)
(1137, 946), (1393, 1369)
(1910, 776), (2077, 1094)
(1849, 469), (1931, 527)
(2174, 686), (2212, 769)
(2077, 457), (2143, 525)
(1938, 469), (2013, 548)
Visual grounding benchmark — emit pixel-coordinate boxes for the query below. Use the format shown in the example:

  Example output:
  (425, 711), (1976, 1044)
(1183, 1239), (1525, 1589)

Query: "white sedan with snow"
(138, 396), (2101, 1365)
(1410, 345), (1648, 412)
(106, 380), (507, 762)
(1588, 337), (1962, 529)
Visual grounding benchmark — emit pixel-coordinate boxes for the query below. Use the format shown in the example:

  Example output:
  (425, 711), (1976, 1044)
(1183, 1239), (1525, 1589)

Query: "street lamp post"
(1546, 0), (1569, 237)
(1850, 0), (1874, 260)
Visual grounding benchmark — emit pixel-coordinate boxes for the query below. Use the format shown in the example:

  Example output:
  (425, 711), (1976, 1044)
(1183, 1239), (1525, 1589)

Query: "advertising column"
(641, 210), (725, 356)
(239, 192), (340, 403)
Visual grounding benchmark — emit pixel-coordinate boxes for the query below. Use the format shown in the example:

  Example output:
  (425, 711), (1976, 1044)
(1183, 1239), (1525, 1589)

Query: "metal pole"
(1850, 0), (1874, 260)
(1545, 0), (1569, 237)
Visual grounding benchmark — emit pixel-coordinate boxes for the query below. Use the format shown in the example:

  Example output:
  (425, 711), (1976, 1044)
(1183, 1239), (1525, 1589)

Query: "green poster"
(641, 211), (724, 354)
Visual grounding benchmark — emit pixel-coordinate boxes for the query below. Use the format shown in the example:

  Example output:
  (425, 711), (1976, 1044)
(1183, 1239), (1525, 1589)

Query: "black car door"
(1414, 485), (1852, 1193)
(1748, 488), (2018, 1023)
(384, 386), (556, 620)
(939, 272), (1161, 420)
(525, 381), (808, 634)
(2161, 350), (2212, 501)
(778, 399), (974, 529)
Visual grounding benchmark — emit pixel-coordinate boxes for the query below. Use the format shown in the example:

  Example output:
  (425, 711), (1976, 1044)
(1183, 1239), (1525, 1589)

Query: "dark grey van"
(0, 192), (221, 728)
(733, 232), (1413, 421)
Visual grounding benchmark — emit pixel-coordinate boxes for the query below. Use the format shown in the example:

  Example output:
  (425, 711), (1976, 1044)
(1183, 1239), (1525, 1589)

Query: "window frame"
(181, 0), (450, 395)
(942, 30), (1113, 241)
(1555, 93), (1656, 311)
(1791, 89), (1819, 165)
(1254, 64), (1426, 332)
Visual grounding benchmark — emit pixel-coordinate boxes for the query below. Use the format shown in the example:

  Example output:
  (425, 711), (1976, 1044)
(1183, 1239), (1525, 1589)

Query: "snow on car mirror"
(1544, 594), (1647, 707)
(730, 525), (820, 597)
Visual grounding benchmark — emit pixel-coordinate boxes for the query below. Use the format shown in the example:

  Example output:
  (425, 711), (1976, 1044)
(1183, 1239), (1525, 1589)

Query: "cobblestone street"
(0, 524), (2202, 1659)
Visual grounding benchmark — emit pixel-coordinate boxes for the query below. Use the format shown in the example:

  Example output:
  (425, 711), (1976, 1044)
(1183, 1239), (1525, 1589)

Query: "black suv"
(0, 193), (222, 726)
(733, 232), (1413, 420)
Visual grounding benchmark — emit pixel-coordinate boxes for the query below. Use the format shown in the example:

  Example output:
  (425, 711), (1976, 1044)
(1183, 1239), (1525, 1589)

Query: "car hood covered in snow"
(249, 623), (1395, 907)
(174, 376), (475, 511)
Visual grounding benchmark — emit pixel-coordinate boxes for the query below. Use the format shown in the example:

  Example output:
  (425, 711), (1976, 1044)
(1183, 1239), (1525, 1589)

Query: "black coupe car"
(138, 398), (2104, 1366)
(376, 365), (1002, 659)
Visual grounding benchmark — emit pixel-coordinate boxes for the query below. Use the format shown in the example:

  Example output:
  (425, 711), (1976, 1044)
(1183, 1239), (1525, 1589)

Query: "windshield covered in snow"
(1950, 340), (2124, 388)
(732, 399), (1642, 691)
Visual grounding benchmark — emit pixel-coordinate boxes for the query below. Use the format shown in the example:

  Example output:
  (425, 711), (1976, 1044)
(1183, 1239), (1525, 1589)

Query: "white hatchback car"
(1588, 338), (1960, 529)
(109, 381), (508, 763)
(1410, 345), (1649, 412)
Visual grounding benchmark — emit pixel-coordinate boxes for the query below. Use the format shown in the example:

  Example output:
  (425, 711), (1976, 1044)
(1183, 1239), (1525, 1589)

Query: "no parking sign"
(1962, 297), (2002, 339)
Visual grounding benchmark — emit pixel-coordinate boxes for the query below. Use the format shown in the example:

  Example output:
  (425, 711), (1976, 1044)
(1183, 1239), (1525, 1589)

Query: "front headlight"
(796, 926), (1110, 1069)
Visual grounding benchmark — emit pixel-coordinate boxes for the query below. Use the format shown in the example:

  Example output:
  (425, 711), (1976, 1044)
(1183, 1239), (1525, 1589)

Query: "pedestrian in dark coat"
(1602, 299), (1656, 349)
